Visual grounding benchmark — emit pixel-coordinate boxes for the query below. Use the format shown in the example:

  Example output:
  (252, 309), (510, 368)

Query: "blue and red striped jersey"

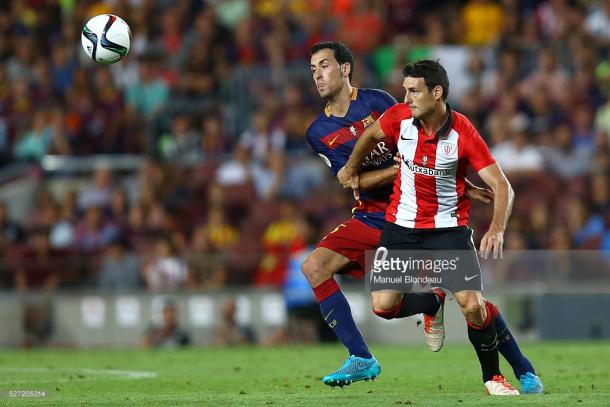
(306, 88), (397, 229)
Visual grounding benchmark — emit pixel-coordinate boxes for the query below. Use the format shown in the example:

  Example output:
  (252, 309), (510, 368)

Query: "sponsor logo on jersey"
(362, 141), (392, 167)
(402, 156), (452, 177)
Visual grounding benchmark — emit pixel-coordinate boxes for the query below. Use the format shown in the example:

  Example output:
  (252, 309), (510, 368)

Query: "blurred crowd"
(0, 0), (610, 293)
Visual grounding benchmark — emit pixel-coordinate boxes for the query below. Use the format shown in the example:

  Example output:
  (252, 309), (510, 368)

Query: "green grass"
(0, 342), (609, 406)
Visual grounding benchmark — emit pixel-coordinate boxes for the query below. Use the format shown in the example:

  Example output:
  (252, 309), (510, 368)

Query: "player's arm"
(465, 178), (494, 203)
(477, 163), (514, 259)
(357, 164), (397, 191)
(337, 119), (385, 191)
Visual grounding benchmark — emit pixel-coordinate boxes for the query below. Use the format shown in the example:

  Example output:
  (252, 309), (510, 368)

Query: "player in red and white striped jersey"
(379, 101), (495, 229)
(338, 59), (541, 395)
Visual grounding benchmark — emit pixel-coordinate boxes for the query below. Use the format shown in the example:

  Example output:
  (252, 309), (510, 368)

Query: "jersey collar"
(324, 87), (359, 117)
(412, 103), (453, 139)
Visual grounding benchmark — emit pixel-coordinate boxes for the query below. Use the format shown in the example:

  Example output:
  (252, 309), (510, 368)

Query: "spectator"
(125, 53), (169, 119)
(78, 166), (116, 210)
(12, 110), (53, 162)
(254, 199), (302, 287)
(142, 235), (189, 292)
(213, 298), (256, 345)
(73, 205), (119, 253)
(185, 225), (226, 289)
(14, 228), (64, 293)
(585, 0), (610, 44)
(519, 50), (568, 104)
(336, 0), (383, 54)
(141, 300), (190, 348)
(264, 214), (335, 345)
(238, 109), (285, 165)
(461, 0), (505, 46)
(543, 123), (592, 178)
(108, 187), (130, 228)
(0, 201), (22, 287)
(199, 114), (231, 159)
(49, 202), (75, 249)
(96, 236), (141, 291)
(157, 114), (199, 162)
(199, 206), (239, 252)
(215, 144), (252, 187)
(0, 201), (23, 246)
(491, 119), (544, 174)
(49, 43), (77, 94)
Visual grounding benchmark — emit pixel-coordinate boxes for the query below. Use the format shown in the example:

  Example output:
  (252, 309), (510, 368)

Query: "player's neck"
(327, 83), (353, 117)
(420, 102), (448, 137)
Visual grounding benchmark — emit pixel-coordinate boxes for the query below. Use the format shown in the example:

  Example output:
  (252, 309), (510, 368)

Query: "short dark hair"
(310, 41), (354, 81)
(402, 59), (449, 101)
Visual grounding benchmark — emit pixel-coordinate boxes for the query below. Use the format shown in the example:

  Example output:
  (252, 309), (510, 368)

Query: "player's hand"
(479, 229), (504, 260)
(393, 153), (401, 169)
(337, 165), (360, 199)
(466, 185), (494, 204)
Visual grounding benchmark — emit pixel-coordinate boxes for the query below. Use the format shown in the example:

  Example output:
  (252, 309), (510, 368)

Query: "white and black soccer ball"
(81, 14), (131, 65)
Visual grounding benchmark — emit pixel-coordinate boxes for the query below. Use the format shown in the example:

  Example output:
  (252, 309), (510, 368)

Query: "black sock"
(396, 293), (441, 318)
(467, 323), (501, 382)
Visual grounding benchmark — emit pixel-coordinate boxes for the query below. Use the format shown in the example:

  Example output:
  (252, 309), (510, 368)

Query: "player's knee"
(460, 297), (486, 325)
(301, 256), (330, 285)
(371, 295), (396, 311)
(371, 295), (401, 320)
(301, 257), (318, 280)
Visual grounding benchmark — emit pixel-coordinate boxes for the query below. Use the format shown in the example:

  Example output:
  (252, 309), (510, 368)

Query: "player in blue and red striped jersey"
(304, 42), (542, 394)
(303, 42), (446, 386)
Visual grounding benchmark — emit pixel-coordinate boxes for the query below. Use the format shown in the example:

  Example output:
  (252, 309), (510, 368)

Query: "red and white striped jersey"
(378, 103), (495, 229)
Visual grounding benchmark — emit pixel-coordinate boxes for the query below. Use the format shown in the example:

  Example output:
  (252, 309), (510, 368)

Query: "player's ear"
(433, 85), (443, 101)
(342, 62), (351, 78)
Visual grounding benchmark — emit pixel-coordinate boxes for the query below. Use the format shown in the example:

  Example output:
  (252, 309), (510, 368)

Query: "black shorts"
(379, 222), (477, 251)
(375, 221), (482, 292)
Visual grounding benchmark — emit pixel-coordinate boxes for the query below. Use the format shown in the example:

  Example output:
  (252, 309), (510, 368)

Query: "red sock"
(467, 300), (498, 330)
(312, 278), (340, 303)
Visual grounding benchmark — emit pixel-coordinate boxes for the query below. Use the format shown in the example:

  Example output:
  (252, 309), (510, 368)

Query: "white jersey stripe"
(395, 119), (418, 228)
(434, 129), (459, 228)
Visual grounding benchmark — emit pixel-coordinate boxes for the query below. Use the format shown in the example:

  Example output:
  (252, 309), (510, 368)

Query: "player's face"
(403, 76), (441, 119)
(310, 49), (347, 99)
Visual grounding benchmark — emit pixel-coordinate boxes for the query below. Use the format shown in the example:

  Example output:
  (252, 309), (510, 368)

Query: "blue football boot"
(322, 355), (381, 387)
(520, 372), (544, 394)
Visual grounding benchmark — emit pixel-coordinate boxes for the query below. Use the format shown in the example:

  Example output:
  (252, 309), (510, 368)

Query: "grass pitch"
(0, 342), (608, 406)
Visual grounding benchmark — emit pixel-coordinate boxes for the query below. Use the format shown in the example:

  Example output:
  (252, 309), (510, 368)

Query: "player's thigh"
(316, 218), (381, 278)
(370, 290), (402, 311)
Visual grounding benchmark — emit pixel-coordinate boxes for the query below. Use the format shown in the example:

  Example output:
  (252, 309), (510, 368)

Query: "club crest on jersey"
(422, 155), (428, 167)
(440, 142), (457, 158)
(361, 115), (374, 128)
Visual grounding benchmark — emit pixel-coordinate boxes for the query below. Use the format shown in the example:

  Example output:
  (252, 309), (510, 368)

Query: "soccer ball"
(81, 14), (131, 64)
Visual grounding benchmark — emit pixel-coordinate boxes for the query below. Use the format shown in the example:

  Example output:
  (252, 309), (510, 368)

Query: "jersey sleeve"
(306, 125), (343, 176)
(462, 122), (496, 172)
(378, 104), (410, 144)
